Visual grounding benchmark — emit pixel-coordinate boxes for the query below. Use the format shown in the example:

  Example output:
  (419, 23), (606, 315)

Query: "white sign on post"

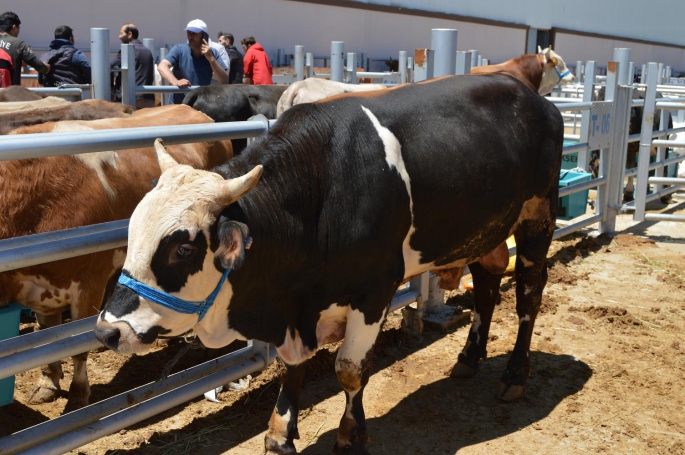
(588, 101), (613, 150)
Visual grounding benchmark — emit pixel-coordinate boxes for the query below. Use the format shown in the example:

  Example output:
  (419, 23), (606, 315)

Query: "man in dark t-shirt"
(0, 11), (50, 86)
(110, 23), (155, 107)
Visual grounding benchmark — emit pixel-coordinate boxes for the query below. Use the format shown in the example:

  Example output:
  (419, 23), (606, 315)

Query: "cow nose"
(95, 325), (121, 351)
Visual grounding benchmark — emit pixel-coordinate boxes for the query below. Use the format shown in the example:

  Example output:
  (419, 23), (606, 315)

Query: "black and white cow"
(96, 73), (564, 454)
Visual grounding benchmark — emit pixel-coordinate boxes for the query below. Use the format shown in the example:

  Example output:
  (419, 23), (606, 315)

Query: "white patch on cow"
(14, 273), (80, 313)
(269, 409), (292, 446)
(345, 389), (359, 418)
(524, 285), (535, 296)
(518, 255), (534, 267)
(338, 307), (386, 365)
(277, 78), (387, 117)
(53, 123), (119, 199)
(519, 314), (531, 325)
(277, 303), (349, 365)
(471, 311), (482, 345)
(360, 106), (428, 279)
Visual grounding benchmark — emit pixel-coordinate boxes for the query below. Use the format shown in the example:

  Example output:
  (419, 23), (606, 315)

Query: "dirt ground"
(1, 191), (684, 455)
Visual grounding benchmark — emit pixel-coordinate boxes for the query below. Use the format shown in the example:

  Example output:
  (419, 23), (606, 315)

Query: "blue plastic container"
(561, 139), (579, 170)
(0, 302), (23, 407)
(558, 170), (592, 220)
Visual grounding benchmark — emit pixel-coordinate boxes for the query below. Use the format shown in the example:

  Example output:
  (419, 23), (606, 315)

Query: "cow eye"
(177, 244), (196, 258)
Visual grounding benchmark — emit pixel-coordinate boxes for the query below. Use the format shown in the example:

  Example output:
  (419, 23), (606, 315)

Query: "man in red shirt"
(241, 36), (273, 85)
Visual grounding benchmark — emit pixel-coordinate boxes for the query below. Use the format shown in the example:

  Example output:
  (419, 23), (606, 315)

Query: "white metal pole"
(399, 51), (407, 84)
(347, 52), (358, 84)
(430, 28), (457, 77)
(90, 28), (111, 101)
(121, 43), (136, 107)
(294, 45), (305, 82)
(330, 41), (345, 82)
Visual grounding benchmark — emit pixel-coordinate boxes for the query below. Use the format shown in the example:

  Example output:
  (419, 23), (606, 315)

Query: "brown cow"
(471, 46), (574, 95)
(0, 85), (46, 102)
(0, 99), (136, 135)
(0, 105), (233, 410)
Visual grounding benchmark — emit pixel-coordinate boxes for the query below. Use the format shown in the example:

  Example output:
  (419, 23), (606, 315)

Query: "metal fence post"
(612, 48), (631, 86)
(90, 28), (111, 101)
(159, 47), (168, 106)
(330, 41), (345, 82)
(430, 28), (457, 77)
(576, 60), (583, 83)
(305, 52), (313, 79)
(407, 56), (413, 82)
(634, 62), (659, 221)
(399, 51), (407, 84)
(413, 49), (433, 82)
(142, 38), (155, 61)
(276, 49), (285, 67)
(577, 61), (596, 171)
(469, 49), (479, 69)
(456, 51), (471, 75)
(628, 62), (635, 85)
(347, 53), (358, 84)
(640, 64), (647, 84)
(294, 45), (305, 82)
(598, 61), (619, 233)
(121, 44), (136, 107)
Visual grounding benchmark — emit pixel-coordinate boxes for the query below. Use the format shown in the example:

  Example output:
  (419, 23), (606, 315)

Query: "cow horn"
(154, 138), (179, 173)
(216, 165), (264, 206)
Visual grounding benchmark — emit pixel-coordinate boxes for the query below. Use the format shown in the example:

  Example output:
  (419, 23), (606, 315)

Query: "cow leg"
(64, 352), (90, 411)
(450, 261), (502, 378)
(26, 313), (64, 404)
(265, 363), (306, 455)
(333, 306), (385, 455)
(499, 224), (553, 402)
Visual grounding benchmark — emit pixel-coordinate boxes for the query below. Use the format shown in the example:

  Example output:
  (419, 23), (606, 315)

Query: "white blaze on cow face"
(360, 106), (431, 279)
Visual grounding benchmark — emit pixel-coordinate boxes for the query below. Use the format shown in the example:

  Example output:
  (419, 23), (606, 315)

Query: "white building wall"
(3, 0), (683, 72)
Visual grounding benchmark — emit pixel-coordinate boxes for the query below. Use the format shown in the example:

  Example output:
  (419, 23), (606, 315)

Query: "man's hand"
(201, 39), (214, 61)
(173, 78), (192, 88)
(43, 63), (51, 74)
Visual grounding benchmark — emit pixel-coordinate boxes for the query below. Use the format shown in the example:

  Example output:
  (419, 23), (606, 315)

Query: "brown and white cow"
(0, 99), (136, 135)
(0, 105), (233, 410)
(472, 46), (574, 95)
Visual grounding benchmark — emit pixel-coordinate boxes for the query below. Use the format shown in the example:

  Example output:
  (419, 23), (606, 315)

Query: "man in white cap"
(158, 19), (228, 103)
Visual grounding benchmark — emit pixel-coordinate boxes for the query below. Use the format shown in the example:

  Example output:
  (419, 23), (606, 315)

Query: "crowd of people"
(0, 11), (275, 103)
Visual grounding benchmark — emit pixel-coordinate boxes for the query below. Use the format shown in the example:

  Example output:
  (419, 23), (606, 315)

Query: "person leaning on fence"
(110, 23), (155, 108)
(241, 36), (273, 85)
(39, 25), (91, 87)
(0, 11), (50, 87)
(158, 19), (228, 104)
(218, 31), (244, 84)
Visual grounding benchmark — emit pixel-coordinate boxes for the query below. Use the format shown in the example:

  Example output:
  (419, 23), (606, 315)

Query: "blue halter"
(541, 52), (571, 84)
(118, 268), (231, 322)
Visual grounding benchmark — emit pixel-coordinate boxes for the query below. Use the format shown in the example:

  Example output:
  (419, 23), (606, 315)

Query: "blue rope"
(541, 52), (571, 84)
(118, 267), (231, 322)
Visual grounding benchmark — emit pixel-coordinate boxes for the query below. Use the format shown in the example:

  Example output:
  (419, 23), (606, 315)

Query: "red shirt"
(243, 43), (273, 85)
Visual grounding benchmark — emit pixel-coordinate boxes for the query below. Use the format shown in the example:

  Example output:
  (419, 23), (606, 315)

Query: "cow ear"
(537, 45), (542, 54)
(215, 219), (251, 270)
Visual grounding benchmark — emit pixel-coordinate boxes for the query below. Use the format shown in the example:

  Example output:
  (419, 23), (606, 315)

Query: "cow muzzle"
(95, 317), (154, 354)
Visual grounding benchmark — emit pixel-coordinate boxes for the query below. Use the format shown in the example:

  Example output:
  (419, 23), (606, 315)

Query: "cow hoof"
(26, 385), (60, 404)
(622, 193), (634, 203)
(449, 361), (478, 378)
(264, 436), (297, 454)
(498, 381), (527, 402)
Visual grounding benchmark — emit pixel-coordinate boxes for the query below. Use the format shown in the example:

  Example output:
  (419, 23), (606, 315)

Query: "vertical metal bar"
(665, 66), (671, 82)
(598, 61), (618, 233)
(481, 58), (489, 66)
(430, 28), (457, 77)
(407, 56), (413, 82)
(276, 49), (285, 67)
(142, 38), (155, 61)
(654, 87), (670, 195)
(634, 62), (659, 221)
(576, 60), (583, 83)
(399, 51), (407, 84)
(413, 49), (433, 82)
(347, 53), (358, 84)
(121, 44), (136, 107)
(628, 62), (635, 85)
(159, 47), (167, 106)
(578, 61), (596, 171)
(360, 53), (367, 71)
(330, 41), (345, 82)
(90, 28), (111, 101)
(657, 63), (664, 84)
(640, 64), (647, 84)
(456, 51), (471, 75)
(294, 45), (305, 82)
(612, 48), (631, 86)
(305, 52), (313, 79)
(469, 50), (479, 70)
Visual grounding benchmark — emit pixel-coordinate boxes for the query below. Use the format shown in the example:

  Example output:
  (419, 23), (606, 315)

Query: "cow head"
(95, 139), (263, 354)
(538, 46), (575, 95)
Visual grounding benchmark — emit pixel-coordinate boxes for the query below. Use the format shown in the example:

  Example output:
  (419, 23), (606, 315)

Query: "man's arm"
(158, 59), (190, 87)
(18, 40), (50, 74)
(202, 41), (228, 84)
(243, 52), (253, 84)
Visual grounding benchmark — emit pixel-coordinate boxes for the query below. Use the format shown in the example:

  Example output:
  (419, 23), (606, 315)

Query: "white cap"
(185, 19), (208, 34)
